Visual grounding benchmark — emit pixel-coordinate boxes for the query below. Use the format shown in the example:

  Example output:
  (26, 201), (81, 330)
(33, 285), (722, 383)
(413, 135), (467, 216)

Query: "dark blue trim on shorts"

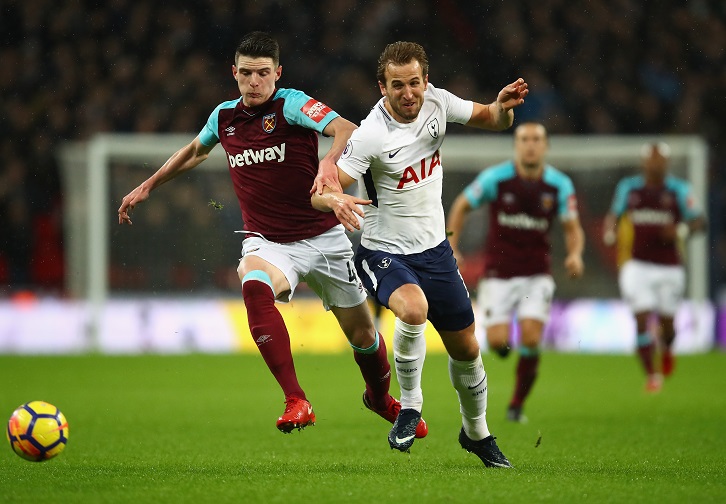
(354, 239), (474, 332)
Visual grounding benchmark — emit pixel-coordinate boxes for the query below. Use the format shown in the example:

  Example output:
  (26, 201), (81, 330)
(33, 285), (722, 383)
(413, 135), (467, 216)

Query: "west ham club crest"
(541, 193), (555, 211)
(262, 113), (276, 134)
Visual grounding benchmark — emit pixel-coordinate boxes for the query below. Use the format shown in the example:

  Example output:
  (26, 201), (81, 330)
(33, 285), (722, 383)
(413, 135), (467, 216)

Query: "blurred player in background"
(447, 122), (584, 423)
(312, 41), (528, 468)
(603, 142), (706, 392)
(118, 32), (429, 438)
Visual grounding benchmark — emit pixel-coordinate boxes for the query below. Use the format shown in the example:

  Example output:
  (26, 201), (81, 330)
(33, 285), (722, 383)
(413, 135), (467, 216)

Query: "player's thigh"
(619, 260), (657, 313)
(516, 275), (555, 327)
(655, 265), (686, 316)
(418, 255), (474, 333)
(354, 246), (421, 310)
(238, 239), (295, 300)
(478, 277), (520, 327)
(303, 226), (369, 311)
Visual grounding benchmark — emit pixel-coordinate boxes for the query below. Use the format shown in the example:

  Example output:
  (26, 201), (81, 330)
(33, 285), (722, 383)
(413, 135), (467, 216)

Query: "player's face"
(514, 124), (548, 169)
(379, 60), (428, 123)
(642, 149), (668, 180)
(233, 56), (281, 107)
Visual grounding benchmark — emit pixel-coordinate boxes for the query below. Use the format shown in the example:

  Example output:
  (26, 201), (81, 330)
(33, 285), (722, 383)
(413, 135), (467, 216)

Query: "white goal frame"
(59, 133), (709, 339)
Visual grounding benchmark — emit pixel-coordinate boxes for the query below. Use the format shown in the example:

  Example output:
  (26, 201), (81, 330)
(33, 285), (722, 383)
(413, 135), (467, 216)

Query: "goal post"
(58, 133), (709, 342)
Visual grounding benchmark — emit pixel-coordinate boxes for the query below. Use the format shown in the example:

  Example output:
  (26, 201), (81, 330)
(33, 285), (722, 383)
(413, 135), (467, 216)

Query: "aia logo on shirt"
(262, 113), (276, 133)
(301, 99), (332, 123)
(397, 150), (441, 189)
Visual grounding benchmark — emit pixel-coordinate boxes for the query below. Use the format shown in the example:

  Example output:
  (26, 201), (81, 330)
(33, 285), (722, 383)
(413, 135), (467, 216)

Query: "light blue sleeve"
(198, 99), (239, 147)
(610, 176), (642, 217)
(462, 162), (515, 209)
(277, 88), (340, 134)
(667, 176), (702, 221)
(544, 167), (577, 219)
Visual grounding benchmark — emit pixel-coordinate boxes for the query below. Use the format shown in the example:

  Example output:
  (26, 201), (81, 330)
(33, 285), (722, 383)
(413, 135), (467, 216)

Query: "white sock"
(393, 318), (426, 411)
(449, 356), (491, 440)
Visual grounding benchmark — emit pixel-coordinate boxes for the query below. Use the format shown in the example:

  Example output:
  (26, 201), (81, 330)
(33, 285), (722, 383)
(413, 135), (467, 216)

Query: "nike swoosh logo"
(395, 434), (415, 444)
(388, 148), (403, 158)
(467, 375), (487, 390)
(395, 357), (416, 364)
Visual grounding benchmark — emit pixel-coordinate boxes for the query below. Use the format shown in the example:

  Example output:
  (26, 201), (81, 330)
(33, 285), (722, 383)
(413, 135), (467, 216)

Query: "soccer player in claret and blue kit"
(447, 122), (585, 423)
(118, 32), (428, 438)
(603, 142), (706, 393)
(312, 41), (528, 469)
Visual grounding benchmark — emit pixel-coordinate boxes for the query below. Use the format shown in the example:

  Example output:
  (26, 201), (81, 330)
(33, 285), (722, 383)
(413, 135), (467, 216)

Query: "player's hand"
(118, 185), (150, 225)
(564, 253), (584, 278)
(602, 229), (617, 246)
(660, 223), (678, 243)
(497, 78), (529, 111)
(311, 158), (343, 195)
(325, 193), (371, 232)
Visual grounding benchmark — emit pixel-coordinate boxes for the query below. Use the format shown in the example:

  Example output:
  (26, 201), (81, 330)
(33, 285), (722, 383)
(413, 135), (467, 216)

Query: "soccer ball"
(6, 401), (69, 462)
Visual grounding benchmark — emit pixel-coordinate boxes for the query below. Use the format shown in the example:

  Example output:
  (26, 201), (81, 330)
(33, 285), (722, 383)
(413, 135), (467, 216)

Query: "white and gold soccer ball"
(6, 401), (69, 462)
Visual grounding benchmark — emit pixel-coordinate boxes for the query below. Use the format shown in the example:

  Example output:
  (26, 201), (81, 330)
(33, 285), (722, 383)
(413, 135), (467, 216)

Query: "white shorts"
(240, 225), (367, 310)
(619, 259), (685, 316)
(477, 275), (556, 326)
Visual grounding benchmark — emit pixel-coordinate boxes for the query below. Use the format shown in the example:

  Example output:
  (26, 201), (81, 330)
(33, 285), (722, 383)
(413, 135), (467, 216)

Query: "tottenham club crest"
(427, 118), (439, 139)
(262, 113), (276, 134)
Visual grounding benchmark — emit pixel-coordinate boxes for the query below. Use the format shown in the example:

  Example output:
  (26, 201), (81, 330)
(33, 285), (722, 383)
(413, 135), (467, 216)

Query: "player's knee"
(396, 302), (428, 325)
(342, 322), (376, 348)
(450, 340), (481, 361)
(486, 325), (510, 355)
(241, 270), (275, 300)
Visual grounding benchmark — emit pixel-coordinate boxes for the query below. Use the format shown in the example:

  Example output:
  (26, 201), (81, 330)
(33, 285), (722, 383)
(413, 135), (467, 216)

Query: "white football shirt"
(338, 83), (473, 254)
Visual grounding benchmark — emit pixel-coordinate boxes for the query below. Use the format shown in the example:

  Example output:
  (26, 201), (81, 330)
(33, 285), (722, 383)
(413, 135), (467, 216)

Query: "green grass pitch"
(1, 351), (724, 503)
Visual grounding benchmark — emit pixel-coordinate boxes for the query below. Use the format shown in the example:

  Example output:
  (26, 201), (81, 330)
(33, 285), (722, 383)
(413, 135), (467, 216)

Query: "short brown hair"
(235, 31), (280, 66)
(376, 41), (429, 85)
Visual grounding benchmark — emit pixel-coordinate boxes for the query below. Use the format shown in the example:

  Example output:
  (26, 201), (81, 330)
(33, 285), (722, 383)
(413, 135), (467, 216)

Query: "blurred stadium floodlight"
(59, 133), (708, 341)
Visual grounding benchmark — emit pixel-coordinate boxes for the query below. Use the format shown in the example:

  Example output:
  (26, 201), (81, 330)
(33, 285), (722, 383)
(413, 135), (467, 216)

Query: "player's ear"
(423, 74), (429, 90)
(275, 65), (282, 81)
(378, 81), (387, 96)
(232, 65), (238, 80)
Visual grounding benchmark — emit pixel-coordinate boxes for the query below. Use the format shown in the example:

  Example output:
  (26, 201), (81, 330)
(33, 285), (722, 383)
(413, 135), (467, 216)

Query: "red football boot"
(363, 392), (428, 438)
(276, 397), (316, 433)
(662, 350), (675, 377)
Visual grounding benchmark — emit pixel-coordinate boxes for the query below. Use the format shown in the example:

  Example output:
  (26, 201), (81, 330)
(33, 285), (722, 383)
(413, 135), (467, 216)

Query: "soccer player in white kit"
(312, 41), (528, 469)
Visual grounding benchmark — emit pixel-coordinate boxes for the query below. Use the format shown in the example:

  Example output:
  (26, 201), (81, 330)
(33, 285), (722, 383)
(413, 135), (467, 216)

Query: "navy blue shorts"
(354, 240), (475, 332)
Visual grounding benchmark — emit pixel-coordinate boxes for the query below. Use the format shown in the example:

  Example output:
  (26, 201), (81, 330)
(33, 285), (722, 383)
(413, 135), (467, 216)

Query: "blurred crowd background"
(1, 0), (725, 298)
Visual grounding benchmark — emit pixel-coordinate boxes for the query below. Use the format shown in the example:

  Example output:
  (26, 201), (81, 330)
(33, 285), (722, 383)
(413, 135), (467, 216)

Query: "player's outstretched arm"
(563, 217), (585, 278)
(446, 193), (474, 263)
(118, 136), (213, 225)
(311, 169), (371, 232)
(311, 117), (358, 195)
(466, 78), (529, 131)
